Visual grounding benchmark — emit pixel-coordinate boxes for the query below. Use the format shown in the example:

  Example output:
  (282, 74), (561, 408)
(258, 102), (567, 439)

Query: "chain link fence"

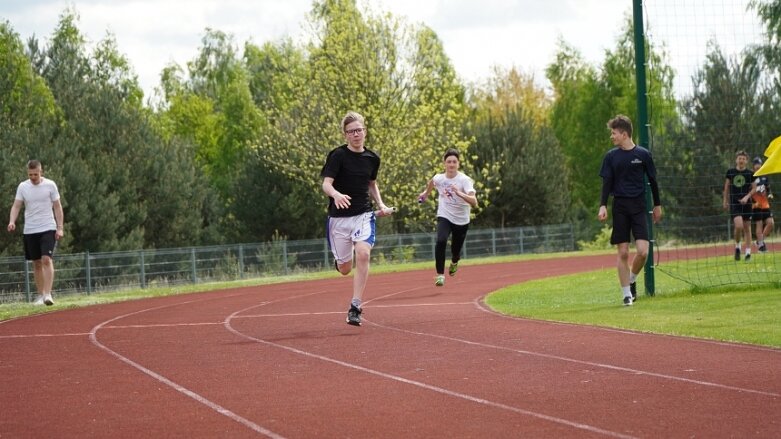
(0, 223), (574, 303)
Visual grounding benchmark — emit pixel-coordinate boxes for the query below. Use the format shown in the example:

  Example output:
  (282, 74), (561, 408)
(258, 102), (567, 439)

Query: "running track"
(1, 254), (779, 438)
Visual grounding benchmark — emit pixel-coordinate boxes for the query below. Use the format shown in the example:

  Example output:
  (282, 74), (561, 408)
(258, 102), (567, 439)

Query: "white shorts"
(327, 212), (376, 264)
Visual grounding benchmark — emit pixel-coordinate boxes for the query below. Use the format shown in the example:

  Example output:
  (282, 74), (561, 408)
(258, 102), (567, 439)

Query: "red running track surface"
(1, 254), (779, 438)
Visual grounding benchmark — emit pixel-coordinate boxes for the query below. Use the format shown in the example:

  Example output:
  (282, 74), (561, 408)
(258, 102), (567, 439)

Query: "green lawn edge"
(485, 267), (781, 348)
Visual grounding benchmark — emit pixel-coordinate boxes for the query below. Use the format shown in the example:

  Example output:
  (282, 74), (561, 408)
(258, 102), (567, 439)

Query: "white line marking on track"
(88, 295), (287, 439)
(224, 302), (637, 439)
(366, 317), (781, 398)
(0, 332), (91, 339)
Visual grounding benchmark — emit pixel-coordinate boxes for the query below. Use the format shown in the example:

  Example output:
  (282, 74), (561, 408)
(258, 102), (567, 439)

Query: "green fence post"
(24, 260), (31, 302)
(634, 0), (655, 296)
(283, 241), (289, 275)
(139, 250), (146, 289)
(238, 244), (245, 279)
(85, 251), (92, 295)
(190, 248), (197, 283)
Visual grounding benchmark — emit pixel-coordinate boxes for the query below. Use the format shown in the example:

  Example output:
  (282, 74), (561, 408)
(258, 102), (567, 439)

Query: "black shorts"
(752, 208), (773, 222)
(611, 197), (648, 245)
(23, 230), (57, 261)
(730, 201), (753, 220)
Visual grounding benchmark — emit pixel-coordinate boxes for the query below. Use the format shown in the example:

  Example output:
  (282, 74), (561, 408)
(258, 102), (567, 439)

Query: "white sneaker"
(33, 295), (45, 306)
(43, 293), (54, 306)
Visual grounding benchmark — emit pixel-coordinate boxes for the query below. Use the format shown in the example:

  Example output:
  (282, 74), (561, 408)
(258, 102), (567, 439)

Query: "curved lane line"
(88, 296), (287, 439)
(224, 302), (637, 439)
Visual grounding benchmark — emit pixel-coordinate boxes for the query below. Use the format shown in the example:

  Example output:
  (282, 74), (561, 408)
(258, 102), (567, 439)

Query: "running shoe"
(33, 295), (45, 306)
(43, 293), (54, 306)
(346, 305), (362, 326)
(629, 282), (637, 301)
(734, 248), (741, 261)
(435, 275), (445, 286)
(448, 262), (459, 277)
(745, 253), (751, 262)
(758, 243), (767, 253)
(623, 296), (633, 306)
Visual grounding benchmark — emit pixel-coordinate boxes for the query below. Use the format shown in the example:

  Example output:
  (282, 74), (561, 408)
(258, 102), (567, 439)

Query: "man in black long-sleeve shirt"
(598, 115), (662, 306)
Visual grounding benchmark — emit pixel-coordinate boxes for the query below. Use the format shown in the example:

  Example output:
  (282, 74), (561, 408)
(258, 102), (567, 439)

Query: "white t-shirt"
(15, 177), (60, 234)
(432, 171), (475, 225)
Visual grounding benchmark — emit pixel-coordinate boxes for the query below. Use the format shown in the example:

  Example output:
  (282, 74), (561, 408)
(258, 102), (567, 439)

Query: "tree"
(546, 17), (677, 242)
(466, 67), (569, 228)
(27, 10), (214, 251)
(0, 21), (61, 256)
(253, 0), (473, 235)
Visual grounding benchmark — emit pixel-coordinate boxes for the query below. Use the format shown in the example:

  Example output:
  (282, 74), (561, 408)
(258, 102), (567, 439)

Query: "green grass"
(486, 267), (781, 348)
(3, 249), (779, 349)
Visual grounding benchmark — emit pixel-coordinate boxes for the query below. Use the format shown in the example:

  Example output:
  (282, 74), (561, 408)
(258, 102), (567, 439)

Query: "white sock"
(351, 298), (362, 309)
(621, 286), (631, 298)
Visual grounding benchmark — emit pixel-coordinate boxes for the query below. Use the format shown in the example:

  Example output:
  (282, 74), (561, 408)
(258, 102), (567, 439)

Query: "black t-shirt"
(320, 144), (380, 217)
(599, 145), (660, 205)
(725, 168), (754, 201)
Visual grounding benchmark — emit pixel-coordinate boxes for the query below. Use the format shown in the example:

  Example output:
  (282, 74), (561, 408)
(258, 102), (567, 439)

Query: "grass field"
(2, 251), (779, 348)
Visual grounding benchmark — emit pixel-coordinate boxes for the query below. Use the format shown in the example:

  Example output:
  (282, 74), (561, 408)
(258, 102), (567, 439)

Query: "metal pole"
(85, 251), (92, 295)
(634, 0), (655, 296)
(238, 244), (244, 279)
(190, 248), (197, 283)
(139, 251), (146, 289)
(24, 259), (31, 302)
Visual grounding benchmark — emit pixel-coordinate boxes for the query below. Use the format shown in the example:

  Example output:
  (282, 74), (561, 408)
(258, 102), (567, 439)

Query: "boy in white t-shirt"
(418, 149), (477, 286)
(7, 160), (65, 306)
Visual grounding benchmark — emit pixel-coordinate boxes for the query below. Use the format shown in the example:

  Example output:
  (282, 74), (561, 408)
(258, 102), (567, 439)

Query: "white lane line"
(366, 317), (781, 398)
(0, 332), (91, 339)
(224, 304), (637, 439)
(88, 295), (287, 439)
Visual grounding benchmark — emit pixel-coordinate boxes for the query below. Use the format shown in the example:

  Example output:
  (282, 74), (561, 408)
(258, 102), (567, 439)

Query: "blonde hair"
(341, 111), (365, 132)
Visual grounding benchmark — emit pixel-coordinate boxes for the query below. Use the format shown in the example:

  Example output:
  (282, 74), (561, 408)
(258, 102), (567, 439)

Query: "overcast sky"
(0, 0), (765, 99)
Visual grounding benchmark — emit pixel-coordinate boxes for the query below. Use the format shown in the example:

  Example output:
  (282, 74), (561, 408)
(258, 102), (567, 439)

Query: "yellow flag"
(754, 143), (781, 176)
(764, 135), (781, 158)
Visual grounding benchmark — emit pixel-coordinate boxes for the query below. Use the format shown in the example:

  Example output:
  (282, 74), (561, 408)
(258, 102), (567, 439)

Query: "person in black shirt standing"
(321, 111), (391, 326)
(723, 150), (755, 261)
(598, 115), (662, 306)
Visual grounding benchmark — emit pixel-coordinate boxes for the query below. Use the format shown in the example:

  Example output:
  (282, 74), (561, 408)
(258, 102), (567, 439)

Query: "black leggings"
(435, 217), (469, 274)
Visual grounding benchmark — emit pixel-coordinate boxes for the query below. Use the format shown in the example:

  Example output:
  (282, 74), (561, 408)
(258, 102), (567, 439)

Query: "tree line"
(1, 0), (779, 256)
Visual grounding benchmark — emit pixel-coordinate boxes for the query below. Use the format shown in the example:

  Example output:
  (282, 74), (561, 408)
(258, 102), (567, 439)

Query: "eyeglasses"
(345, 128), (365, 135)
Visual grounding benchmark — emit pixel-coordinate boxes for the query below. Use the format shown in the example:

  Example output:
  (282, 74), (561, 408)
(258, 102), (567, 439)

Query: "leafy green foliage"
(0, 21), (61, 256)
(252, 0), (471, 234)
(466, 68), (570, 227)
(546, 18), (678, 243)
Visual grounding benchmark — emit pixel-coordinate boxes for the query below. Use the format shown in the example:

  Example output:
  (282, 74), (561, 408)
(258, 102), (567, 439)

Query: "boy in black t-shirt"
(723, 151), (755, 261)
(598, 115), (662, 306)
(321, 111), (391, 326)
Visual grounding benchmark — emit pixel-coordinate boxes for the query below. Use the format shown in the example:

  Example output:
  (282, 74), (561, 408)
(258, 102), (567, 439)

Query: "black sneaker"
(745, 253), (751, 262)
(346, 305), (362, 326)
(623, 296), (633, 306)
(758, 243), (767, 253)
(629, 282), (637, 301)
(734, 248), (741, 261)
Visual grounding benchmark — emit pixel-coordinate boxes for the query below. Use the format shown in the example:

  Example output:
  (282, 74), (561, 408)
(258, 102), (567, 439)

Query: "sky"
(0, 0), (766, 99)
